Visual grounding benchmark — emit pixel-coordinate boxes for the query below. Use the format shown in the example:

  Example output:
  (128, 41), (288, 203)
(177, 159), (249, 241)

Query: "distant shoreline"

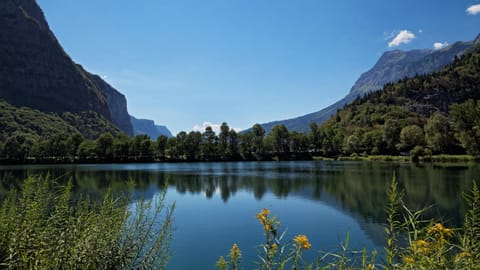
(1, 154), (480, 165)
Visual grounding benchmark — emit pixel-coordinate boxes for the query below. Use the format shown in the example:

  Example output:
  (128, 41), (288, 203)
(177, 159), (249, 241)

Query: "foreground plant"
(217, 177), (480, 270)
(0, 176), (174, 269)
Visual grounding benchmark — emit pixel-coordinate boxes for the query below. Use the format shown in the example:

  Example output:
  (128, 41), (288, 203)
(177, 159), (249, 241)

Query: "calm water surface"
(0, 161), (478, 269)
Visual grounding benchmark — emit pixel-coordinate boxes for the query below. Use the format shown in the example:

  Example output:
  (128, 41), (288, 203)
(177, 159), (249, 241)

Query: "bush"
(0, 176), (174, 269)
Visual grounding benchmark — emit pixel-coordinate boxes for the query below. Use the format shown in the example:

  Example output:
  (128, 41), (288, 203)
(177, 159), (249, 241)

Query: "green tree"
(343, 134), (361, 155)
(202, 126), (218, 160)
(166, 137), (179, 160)
(450, 100), (480, 155)
(95, 133), (114, 160)
(252, 124), (265, 155)
(424, 113), (457, 154)
(218, 123), (231, 159)
(289, 131), (309, 153)
(130, 135), (153, 160)
(383, 119), (402, 154)
(308, 122), (322, 154)
(185, 131), (202, 160)
(269, 125), (290, 154)
(176, 132), (188, 159)
(155, 135), (168, 159)
(77, 140), (96, 160)
(113, 134), (131, 161)
(239, 132), (253, 158)
(228, 129), (240, 158)
(398, 125), (425, 152)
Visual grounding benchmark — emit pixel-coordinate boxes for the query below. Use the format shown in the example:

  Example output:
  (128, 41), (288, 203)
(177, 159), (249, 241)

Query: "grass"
(217, 175), (480, 269)
(0, 176), (174, 269)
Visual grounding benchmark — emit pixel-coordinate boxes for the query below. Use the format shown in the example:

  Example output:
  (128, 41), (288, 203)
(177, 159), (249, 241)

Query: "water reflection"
(1, 161), (476, 226)
(1, 161), (478, 268)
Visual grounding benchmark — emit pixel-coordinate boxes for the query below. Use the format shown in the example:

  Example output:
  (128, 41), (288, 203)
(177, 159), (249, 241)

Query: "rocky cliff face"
(85, 70), (134, 136)
(130, 116), (173, 139)
(256, 36), (478, 133)
(0, 0), (134, 136)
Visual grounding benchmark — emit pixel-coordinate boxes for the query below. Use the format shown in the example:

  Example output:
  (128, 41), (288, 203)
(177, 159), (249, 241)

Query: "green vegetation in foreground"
(0, 176), (174, 269)
(217, 176), (480, 270)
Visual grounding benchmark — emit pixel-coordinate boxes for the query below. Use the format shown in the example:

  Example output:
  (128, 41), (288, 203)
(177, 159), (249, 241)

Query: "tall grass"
(0, 176), (174, 269)
(217, 176), (480, 269)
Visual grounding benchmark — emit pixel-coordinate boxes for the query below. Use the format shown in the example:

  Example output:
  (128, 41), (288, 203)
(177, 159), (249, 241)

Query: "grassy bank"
(315, 154), (480, 163)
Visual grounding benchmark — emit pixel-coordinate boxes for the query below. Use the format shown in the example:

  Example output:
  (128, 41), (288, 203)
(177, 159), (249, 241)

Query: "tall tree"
(424, 113), (457, 154)
(252, 124), (265, 155)
(269, 125), (290, 154)
(202, 126), (218, 160)
(218, 122), (230, 159)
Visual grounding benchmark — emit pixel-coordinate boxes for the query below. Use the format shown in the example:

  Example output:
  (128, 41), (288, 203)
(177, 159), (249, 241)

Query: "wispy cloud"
(433, 42), (449, 50)
(192, 122), (241, 134)
(388, 30), (416, 47)
(466, 4), (480, 15)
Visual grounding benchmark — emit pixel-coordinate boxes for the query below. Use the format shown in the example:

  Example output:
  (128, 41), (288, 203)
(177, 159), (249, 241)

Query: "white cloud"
(433, 42), (449, 50)
(192, 122), (241, 134)
(418, 29), (423, 34)
(466, 4), (480, 15)
(388, 30), (416, 47)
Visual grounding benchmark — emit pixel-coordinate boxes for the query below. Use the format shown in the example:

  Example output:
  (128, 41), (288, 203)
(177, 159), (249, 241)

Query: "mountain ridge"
(255, 35), (479, 133)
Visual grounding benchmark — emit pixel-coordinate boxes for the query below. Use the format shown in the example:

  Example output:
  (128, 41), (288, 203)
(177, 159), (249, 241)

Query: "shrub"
(0, 176), (174, 269)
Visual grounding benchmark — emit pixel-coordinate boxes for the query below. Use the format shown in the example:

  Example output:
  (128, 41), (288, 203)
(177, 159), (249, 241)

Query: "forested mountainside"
(311, 43), (480, 156)
(257, 35), (479, 133)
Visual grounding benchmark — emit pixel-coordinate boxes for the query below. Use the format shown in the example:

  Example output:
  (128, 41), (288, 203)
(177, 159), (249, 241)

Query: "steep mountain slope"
(257, 36), (478, 133)
(315, 42), (480, 155)
(84, 70), (134, 136)
(130, 116), (173, 139)
(0, 0), (133, 136)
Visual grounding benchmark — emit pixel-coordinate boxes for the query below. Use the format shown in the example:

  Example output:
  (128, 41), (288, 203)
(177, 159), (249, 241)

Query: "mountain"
(256, 36), (479, 133)
(315, 41), (480, 156)
(130, 116), (173, 139)
(0, 0), (133, 136)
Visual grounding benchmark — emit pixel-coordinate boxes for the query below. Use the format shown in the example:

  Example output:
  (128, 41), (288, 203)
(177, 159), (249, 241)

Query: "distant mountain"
(256, 35), (479, 133)
(0, 0), (133, 136)
(130, 116), (173, 139)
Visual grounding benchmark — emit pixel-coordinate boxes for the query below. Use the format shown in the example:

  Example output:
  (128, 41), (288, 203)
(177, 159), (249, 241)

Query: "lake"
(0, 161), (478, 269)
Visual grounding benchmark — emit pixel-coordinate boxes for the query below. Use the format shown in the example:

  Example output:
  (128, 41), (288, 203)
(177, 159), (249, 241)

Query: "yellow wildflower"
(293, 234), (312, 250)
(256, 208), (270, 224)
(412, 240), (430, 253)
(367, 263), (374, 270)
(229, 243), (241, 261)
(402, 256), (415, 264)
(428, 223), (452, 237)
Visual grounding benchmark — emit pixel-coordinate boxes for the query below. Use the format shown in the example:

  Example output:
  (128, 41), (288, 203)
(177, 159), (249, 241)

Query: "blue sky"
(37, 0), (480, 134)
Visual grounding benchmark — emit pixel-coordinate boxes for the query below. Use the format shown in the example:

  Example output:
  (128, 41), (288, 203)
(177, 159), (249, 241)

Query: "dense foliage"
(0, 176), (174, 269)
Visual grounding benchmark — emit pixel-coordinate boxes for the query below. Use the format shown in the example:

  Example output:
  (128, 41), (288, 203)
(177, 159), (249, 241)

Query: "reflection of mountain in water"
(0, 161), (477, 246)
